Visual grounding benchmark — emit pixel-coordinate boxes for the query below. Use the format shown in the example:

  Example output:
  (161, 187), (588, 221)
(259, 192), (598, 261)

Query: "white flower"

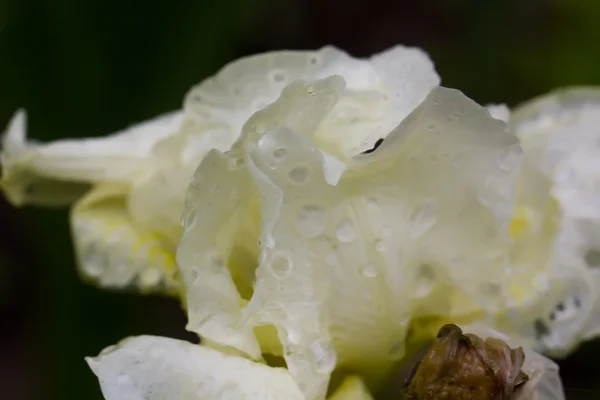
(494, 87), (600, 357)
(0, 45), (438, 295)
(1, 45), (574, 399)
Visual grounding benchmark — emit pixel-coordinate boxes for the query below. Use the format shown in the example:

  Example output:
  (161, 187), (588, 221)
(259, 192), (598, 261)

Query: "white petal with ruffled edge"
(507, 88), (600, 356)
(0, 110), (182, 206)
(86, 335), (305, 400)
(71, 183), (180, 293)
(178, 79), (523, 399)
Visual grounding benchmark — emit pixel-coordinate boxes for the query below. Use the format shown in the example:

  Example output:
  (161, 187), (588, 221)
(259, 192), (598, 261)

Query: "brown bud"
(402, 324), (529, 400)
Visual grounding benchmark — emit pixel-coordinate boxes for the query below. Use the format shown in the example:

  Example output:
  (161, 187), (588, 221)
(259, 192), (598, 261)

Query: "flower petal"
(0, 110), (90, 206)
(180, 81), (523, 399)
(183, 46), (439, 163)
(0, 110), (182, 206)
(86, 335), (305, 400)
(176, 76), (351, 361)
(237, 86), (521, 398)
(507, 87), (600, 355)
(177, 148), (262, 360)
(327, 376), (373, 400)
(71, 183), (180, 293)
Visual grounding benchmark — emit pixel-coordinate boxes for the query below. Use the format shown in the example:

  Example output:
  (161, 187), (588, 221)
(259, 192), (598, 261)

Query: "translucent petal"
(0, 110), (90, 206)
(0, 110), (183, 206)
(178, 82), (523, 399)
(183, 45), (439, 162)
(176, 76), (352, 362)
(86, 335), (304, 400)
(177, 149), (262, 360)
(235, 86), (521, 399)
(511, 87), (600, 180)
(327, 376), (373, 400)
(507, 87), (600, 355)
(71, 183), (180, 293)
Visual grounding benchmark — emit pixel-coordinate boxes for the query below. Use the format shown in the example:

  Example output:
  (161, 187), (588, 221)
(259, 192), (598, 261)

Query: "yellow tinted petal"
(71, 183), (179, 293)
(328, 376), (373, 400)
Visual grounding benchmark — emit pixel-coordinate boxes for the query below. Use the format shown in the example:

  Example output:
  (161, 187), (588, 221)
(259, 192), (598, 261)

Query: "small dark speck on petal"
(362, 138), (384, 154)
(534, 319), (550, 339)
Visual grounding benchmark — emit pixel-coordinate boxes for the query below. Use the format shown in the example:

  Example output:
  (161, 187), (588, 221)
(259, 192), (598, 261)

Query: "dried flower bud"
(403, 324), (529, 400)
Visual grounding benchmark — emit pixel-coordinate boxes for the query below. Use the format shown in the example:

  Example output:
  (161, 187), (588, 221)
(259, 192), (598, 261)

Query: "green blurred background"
(1, 0), (600, 399)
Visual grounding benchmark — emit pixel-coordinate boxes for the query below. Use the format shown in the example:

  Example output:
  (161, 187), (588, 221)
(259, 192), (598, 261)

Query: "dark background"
(1, 0), (599, 399)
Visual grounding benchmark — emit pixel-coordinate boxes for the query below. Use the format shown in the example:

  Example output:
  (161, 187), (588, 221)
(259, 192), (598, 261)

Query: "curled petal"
(86, 335), (304, 400)
(507, 87), (600, 355)
(180, 82), (523, 399)
(177, 149), (262, 360)
(71, 183), (179, 293)
(0, 110), (183, 206)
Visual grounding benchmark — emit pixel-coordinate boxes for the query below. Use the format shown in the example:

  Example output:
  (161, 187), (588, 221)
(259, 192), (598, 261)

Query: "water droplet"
(415, 264), (436, 297)
(410, 200), (437, 237)
(184, 209), (197, 228)
(270, 70), (286, 83)
(360, 263), (377, 278)
(268, 253), (293, 279)
(366, 196), (379, 208)
(190, 268), (201, 284)
(287, 328), (301, 344)
(533, 273), (550, 292)
(296, 205), (326, 238)
(150, 347), (167, 358)
(335, 218), (356, 242)
(498, 149), (519, 172)
(288, 165), (310, 184)
(585, 249), (600, 268)
(84, 250), (105, 278)
(273, 148), (287, 159)
(310, 340), (337, 373)
(205, 253), (226, 273)
(140, 268), (162, 287)
(375, 239), (386, 253)
(381, 225), (392, 236)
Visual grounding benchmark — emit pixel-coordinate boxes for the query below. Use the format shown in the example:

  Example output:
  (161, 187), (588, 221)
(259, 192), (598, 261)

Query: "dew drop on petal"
(366, 196), (379, 208)
(414, 264), (436, 298)
(183, 209), (197, 228)
(273, 148), (288, 159)
(117, 374), (131, 385)
(360, 263), (377, 278)
(296, 205), (326, 238)
(310, 340), (337, 374)
(268, 253), (293, 280)
(410, 200), (437, 237)
(335, 218), (356, 243)
(139, 268), (162, 287)
(375, 239), (386, 253)
(288, 165), (310, 184)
